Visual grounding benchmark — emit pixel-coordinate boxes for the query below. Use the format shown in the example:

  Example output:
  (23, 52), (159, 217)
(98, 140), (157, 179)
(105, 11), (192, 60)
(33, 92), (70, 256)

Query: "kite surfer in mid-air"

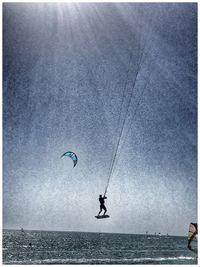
(98, 194), (107, 216)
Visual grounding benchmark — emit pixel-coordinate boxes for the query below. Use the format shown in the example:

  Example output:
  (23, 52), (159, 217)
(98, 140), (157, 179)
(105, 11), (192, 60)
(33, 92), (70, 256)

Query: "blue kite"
(61, 151), (78, 167)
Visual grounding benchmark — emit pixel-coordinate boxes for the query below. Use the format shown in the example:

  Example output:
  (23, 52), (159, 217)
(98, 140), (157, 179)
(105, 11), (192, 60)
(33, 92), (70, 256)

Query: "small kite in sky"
(61, 151), (78, 167)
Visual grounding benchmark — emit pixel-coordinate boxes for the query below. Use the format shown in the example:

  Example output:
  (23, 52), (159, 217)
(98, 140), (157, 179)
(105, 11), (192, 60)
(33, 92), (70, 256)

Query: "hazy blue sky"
(3, 3), (197, 236)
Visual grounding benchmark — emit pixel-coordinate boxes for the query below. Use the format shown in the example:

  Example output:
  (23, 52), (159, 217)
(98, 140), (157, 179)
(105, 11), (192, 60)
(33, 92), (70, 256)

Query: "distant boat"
(152, 232), (161, 239)
(21, 228), (25, 233)
(165, 233), (169, 238)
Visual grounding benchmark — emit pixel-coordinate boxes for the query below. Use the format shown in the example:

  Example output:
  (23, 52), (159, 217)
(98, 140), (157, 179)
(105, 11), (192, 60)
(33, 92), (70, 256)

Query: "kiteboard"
(95, 215), (110, 219)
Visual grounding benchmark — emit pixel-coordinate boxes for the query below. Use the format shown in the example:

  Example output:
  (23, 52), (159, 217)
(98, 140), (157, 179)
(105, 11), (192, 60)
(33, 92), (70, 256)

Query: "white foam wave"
(3, 255), (195, 264)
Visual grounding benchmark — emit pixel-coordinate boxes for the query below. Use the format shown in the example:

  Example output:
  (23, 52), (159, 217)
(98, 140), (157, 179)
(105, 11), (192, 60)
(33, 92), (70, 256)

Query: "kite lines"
(104, 43), (152, 196)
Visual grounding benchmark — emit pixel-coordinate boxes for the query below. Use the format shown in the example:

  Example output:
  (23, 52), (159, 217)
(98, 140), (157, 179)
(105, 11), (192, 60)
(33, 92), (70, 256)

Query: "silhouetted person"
(98, 194), (107, 215)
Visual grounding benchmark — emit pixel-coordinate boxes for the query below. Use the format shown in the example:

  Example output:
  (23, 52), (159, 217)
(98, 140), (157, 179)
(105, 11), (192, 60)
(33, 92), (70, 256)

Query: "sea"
(3, 229), (198, 265)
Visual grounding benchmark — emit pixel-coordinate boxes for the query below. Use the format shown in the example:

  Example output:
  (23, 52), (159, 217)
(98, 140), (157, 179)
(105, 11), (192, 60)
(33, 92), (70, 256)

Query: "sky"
(3, 3), (197, 236)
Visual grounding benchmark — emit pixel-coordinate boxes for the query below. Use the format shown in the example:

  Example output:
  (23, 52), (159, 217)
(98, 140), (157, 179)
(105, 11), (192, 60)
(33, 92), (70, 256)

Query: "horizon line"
(3, 228), (186, 237)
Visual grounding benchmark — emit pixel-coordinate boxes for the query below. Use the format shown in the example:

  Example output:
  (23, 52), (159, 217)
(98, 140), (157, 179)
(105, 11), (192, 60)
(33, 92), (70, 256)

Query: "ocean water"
(3, 230), (197, 265)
